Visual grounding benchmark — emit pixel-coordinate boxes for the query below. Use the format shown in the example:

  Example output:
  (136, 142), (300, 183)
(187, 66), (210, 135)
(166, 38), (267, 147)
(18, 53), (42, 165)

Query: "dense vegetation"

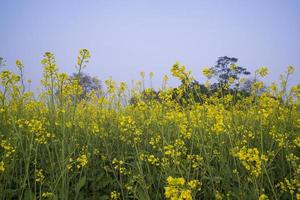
(0, 50), (299, 200)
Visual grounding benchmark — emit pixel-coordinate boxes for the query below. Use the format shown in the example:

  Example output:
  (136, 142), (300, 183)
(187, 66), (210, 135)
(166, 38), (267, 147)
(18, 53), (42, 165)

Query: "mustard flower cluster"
(119, 116), (142, 144)
(111, 191), (120, 200)
(256, 67), (269, 77)
(112, 158), (127, 175)
(202, 67), (213, 79)
(0, 161), (4, 173)
(165, 176), (201, 200)
(232, 147), (268, 177)
(0, 139), (15, 158)
(171, 62), (193, 85)
(276, 178), (300, 199)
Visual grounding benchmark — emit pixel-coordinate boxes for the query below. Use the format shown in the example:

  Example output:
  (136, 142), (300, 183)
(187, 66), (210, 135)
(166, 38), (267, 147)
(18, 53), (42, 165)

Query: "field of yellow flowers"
(0, 49), (299, 200)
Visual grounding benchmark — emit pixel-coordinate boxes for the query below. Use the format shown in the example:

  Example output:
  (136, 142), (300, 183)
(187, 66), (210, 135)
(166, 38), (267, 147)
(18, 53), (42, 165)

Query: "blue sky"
(0, 0), (299, 89)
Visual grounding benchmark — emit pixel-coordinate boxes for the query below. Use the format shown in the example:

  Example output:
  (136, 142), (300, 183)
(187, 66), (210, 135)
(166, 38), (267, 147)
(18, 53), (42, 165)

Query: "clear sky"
(1, 0), (299, 89)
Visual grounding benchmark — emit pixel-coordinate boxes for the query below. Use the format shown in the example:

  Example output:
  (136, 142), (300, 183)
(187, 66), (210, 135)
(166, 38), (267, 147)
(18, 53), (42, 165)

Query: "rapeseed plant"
(0, 161), (4, 172)
(0, 49), (299, 199)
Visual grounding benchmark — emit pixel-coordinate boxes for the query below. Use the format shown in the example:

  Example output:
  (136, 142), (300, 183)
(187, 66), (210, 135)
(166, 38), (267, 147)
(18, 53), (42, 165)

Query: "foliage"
(0, 57), (5, 67)
(207, 56), (250, 89)
(69, 72), (101, 100)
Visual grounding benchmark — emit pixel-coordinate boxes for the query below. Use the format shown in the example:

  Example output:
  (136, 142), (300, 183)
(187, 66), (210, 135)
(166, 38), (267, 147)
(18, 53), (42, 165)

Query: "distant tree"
(240, 78), (254, 94)
(129, 88), (160, 105)
(240, 77), (267, 95)
(210, 56), (250, 88)
(0, 57), (5, 67)
(70, 72), (101, 100)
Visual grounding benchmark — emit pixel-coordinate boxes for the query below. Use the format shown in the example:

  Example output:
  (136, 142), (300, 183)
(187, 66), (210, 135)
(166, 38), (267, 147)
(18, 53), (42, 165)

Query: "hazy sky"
(1, 0), (299, 89)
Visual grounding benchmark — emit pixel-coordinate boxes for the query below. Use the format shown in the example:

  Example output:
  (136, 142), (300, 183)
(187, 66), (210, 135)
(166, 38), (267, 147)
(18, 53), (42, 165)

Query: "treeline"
(130, 56), (268, 105)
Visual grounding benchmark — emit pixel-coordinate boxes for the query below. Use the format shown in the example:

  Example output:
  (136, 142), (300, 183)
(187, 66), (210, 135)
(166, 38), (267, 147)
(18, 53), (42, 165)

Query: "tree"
(70, 72), (101, 100)
(129, 88), (161, 105)
(240, 77), (267, 96)
(0, 57), (5, 67)
(210, 56), (250, 88)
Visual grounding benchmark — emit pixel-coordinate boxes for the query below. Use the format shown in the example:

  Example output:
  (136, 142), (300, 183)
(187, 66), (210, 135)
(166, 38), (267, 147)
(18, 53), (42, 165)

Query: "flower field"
(0, 50), (299, 200)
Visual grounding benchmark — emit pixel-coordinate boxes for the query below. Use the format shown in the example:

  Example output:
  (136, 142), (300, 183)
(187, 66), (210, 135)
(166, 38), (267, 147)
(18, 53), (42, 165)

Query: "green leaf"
(98, 177), (114, 188)
(24, 189), (34, 200)
(75, 176), (86, 194)
(135, 187), (150, 200)
(98, 195), (110, 200)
